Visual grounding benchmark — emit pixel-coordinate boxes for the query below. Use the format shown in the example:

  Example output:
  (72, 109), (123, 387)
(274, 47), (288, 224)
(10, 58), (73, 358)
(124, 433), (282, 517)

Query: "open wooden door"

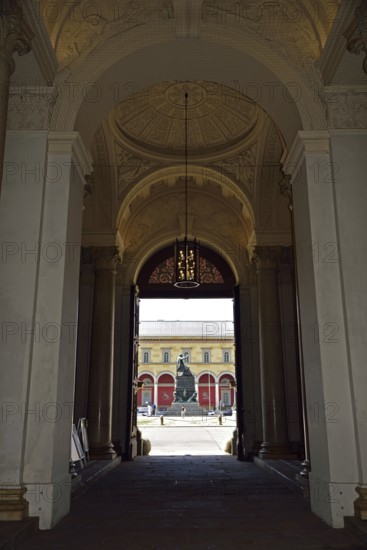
(233, 285), (245, 460)
(125, 285), (140, 459)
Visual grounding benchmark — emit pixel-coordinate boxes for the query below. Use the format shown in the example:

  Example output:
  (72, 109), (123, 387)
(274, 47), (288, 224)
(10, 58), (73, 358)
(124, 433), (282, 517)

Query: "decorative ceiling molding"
(213, 143), (258, 198)
(200, 0), (326, 64)
(344, 0), (367, 75)
(44, 0), (327, 70)
(119, 185), (249, 286)
(112, 80), (260, 159)
(173, 0), (202, 37)
(120, 179), (251, 258)
(47, 0), (175, 66)
(114, 141), (160, 199)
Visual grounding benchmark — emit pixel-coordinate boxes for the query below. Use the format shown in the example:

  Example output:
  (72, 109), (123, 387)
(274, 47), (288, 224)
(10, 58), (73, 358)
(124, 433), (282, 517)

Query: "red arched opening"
(219, 374), (235, 407)
(138, 373), (154, 406)
(198, 373), (216, 408)
(157, 373), (175, 408)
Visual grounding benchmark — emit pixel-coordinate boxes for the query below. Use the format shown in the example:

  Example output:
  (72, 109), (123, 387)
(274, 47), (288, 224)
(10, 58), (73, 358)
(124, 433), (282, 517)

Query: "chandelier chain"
(185, 92), (188, 238)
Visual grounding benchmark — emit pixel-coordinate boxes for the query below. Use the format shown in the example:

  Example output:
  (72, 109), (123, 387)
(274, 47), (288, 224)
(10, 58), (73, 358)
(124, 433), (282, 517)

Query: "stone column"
(277, 247), (303, 452)
(215, 380), (219, 408)
(243, 267), (263, 456)
(73, 248), (95, 422)
(112, 282), (133, 460)
(252, 246), (295, 459)
(0, 1), (33, 193)
(87, 246), (120, 459)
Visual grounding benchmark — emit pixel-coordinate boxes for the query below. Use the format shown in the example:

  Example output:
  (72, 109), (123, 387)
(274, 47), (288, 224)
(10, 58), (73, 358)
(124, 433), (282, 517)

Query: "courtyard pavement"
(137, 414), (236, 455)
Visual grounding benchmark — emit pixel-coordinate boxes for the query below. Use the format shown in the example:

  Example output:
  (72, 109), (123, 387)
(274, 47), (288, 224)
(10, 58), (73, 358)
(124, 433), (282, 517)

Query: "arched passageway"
(1, 2), (367, 537)
(16, 456), (363, 549)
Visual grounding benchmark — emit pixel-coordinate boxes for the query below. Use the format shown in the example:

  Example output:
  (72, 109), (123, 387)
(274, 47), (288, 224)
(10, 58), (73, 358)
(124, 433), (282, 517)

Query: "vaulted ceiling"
(8, 0), (367, 282)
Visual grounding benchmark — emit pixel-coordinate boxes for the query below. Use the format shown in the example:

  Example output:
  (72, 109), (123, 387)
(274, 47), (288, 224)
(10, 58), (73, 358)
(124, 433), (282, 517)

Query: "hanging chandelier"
(174, 91), (200, 288)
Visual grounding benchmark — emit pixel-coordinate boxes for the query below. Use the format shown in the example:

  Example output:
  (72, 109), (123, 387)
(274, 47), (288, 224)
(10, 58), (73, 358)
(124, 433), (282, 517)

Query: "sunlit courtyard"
(138, 414), (237, 456)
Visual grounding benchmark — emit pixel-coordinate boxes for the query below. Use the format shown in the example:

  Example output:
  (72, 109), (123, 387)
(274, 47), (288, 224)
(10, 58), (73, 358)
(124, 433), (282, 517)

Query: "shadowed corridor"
(17, 456), (365, 550)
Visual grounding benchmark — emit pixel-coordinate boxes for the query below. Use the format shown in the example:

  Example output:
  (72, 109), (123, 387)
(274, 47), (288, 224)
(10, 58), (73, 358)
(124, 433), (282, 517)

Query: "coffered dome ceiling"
(111, 80), (261, 158)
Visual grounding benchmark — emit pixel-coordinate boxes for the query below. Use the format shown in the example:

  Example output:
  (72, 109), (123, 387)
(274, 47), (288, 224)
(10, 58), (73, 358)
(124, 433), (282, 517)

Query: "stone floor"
(16, 455), (366, 550)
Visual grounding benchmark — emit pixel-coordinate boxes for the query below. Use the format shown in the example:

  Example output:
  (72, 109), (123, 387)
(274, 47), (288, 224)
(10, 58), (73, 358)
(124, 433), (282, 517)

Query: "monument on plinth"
(171, 353), (202, 416)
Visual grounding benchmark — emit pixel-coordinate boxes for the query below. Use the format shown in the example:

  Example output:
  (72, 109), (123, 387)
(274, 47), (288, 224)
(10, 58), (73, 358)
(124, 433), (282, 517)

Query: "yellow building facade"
(138, 321), (236, 411)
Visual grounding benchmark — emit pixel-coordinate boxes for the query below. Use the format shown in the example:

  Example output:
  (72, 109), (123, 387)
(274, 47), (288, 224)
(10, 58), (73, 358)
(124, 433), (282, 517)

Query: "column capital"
(0, 1), (34, 71)
(89, 246), (121, 272)
(249, 245), (282, 270)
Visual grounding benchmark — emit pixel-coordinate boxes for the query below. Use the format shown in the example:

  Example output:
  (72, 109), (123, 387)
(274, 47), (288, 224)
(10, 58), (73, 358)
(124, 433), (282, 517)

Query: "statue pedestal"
(169, 402), (203, 416)
(174, 373), (195, 401)
(170, 371), (202, 415)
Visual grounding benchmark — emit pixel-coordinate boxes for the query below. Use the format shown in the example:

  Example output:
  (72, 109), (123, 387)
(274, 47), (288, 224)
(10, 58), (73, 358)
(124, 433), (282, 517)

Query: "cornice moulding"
(48, 131), (93, 177)
(82, 232), (117, 248)
(282, 131), (330, 180)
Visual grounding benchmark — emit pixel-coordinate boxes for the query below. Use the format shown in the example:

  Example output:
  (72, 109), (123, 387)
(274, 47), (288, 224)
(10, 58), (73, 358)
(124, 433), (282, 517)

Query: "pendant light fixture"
(174, 90), (200, 288)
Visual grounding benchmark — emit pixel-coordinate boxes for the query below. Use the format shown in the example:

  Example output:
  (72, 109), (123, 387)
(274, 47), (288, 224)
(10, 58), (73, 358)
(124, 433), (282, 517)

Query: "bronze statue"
(176, 353), (192, 376)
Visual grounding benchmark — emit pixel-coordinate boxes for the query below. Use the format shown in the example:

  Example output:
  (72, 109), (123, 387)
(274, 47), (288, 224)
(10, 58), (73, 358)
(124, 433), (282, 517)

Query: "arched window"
(203, 351), (210, 363)
(223, 351), (230, 363)
(163, 351), (169, 363)
(143, 351), (150, 363)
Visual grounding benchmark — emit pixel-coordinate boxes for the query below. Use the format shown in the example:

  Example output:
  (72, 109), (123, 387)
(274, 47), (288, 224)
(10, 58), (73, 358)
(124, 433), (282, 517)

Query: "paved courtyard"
(138, 414), (236, 455)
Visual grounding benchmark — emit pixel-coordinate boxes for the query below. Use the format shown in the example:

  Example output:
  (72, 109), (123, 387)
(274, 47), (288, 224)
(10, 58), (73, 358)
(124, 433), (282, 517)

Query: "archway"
(126, 241), (240, 457)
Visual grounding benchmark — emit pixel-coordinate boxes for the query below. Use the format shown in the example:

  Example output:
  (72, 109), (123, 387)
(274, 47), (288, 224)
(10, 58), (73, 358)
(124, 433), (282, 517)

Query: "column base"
(296, 458), (311, 482)
(259, 441), (298, 459)
(252, 440), (262, 455)
(0, 486), (29, 521)
(89, 442), (117, 461)
(354, 486), (367, 520)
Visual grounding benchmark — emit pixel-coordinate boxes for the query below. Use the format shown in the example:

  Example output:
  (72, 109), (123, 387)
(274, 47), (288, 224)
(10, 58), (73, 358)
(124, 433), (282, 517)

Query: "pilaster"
(282, 130), (360, 527)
